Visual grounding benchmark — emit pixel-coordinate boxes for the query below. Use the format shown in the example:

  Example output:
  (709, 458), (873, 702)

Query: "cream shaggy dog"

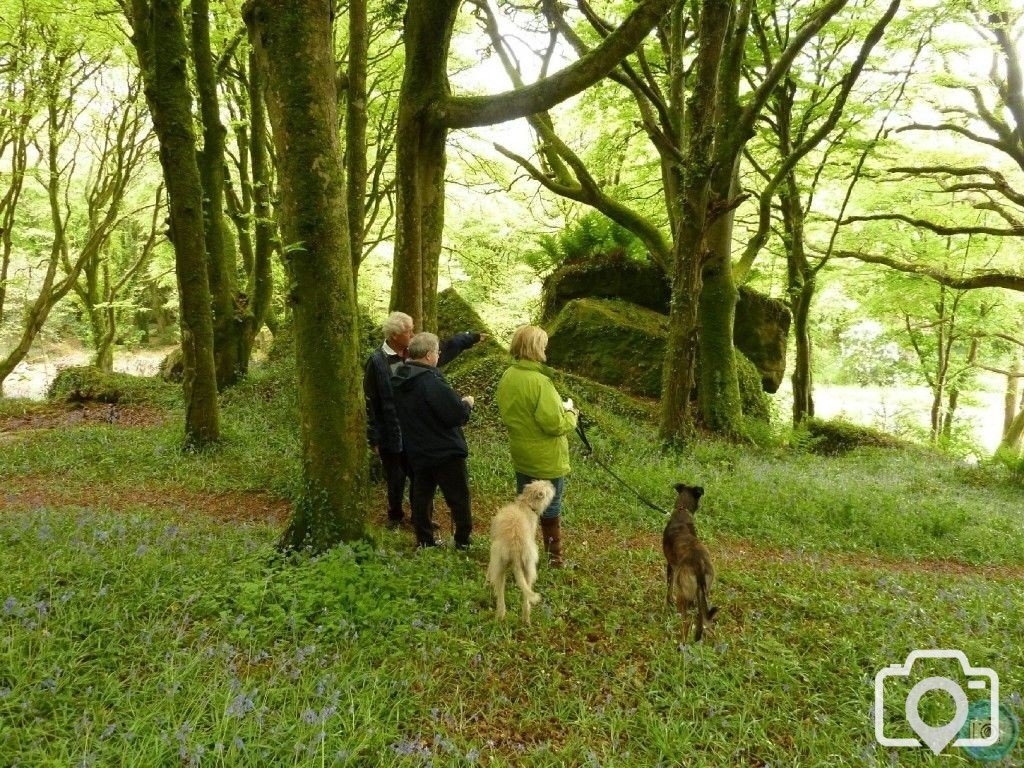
(486, 480), (556, 624)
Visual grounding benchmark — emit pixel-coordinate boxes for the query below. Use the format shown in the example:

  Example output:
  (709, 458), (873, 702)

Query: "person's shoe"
(417, 539), (439, 549)
(386, 518), (403, 530)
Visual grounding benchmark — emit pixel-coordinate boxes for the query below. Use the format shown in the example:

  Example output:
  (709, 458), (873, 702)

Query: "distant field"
(775, 381), (1007, 454)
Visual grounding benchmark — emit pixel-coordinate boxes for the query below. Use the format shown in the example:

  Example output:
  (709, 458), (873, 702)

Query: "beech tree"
(124, 0), (220, 448)
(191, 0), (247, 389)
(0, 21), (153, 390)
(479, 0), (887, 438)
(735, 0), (908, 424)
(244, 0), (367, 550)
(391, 0), (674, 331)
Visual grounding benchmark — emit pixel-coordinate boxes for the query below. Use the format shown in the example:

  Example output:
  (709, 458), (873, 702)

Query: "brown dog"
(663, 483), (718, 641)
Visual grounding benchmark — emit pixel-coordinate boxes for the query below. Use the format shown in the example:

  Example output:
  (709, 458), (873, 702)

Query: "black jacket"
(391, 362), (472, 470)
(363, 332), (481, 453)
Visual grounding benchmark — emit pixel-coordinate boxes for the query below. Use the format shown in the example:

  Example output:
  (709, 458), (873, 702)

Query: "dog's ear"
(673, 482), (687, 494)
(692, 486), (704, 501)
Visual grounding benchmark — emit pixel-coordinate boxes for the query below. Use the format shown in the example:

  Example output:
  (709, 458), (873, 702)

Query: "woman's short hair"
(382, 311), (413, 338)
(510, 325), (548, 362)
(407, 332), (440, 360)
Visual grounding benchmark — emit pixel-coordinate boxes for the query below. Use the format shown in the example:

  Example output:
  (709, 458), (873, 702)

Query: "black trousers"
(411, 457), (472, 547)
(379, 450), (410, 521)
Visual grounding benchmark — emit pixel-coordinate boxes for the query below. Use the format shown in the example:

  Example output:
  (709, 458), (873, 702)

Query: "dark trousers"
(379, 450), (410, 521)
(411, 457), (472, 547)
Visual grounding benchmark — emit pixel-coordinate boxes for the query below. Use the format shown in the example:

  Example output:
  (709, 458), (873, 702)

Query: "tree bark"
(659, 0), (732, 441)
(245, 0), (367, 551)
(244, 46), (275, 352)
(128, 0), (220, 448)
(1003, 356), (1021, 437)
(696, 162), (742, 433)
(346, 0), (368, 274)
(391, 0), (460, 330)
(192, 0), (245, 388)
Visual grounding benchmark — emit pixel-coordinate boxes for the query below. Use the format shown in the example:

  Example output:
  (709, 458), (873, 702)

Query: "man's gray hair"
(407, 332), (440, 361)
(382, 311), (413, 338)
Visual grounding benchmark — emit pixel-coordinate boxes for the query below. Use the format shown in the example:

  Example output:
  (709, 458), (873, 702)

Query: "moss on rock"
(539, 255), (791, 393)
(546, 298), (667, 398)
(545, 297), (771, 421)
(798, 417), (908, 455)
(540, 251), (670, 322)
(48, 366), (179, 406)
(735, 286), (791, 393)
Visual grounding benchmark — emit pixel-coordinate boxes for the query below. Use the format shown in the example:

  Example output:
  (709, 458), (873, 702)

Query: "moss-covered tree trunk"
(391, 0), (460, 330)
(697, 178), (742, 433)
(242, 45), (275, 350)
(128, 0), (220, 448)
(1003, 356), (1021, 437)
(781, 173), (815, 425)
(192, 0), (245, 389)
(245, 0), (367, 550)
(346, 0), (368, 275)
(659, 0), (731, 441)
(790, 279), (815, 423)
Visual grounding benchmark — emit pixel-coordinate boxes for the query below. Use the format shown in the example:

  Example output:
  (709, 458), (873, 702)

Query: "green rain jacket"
(496, 359), (578, 478)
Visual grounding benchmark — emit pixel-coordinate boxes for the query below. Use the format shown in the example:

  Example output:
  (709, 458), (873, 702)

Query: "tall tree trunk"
(192, 0), (245, 388)
(1003, 355), (1021, 437)
(1000, 406), (1024, 456)
(243, 46), (275, 350)
(391, 0), (460, 330)
(696, 162), (742, 432)
(346, 0), (368, 275)
(790, 278), (815, 423)
(659, 0), (731, 441)
(780, 166), (815, 424)
(128, 0), (220, 448)
(245, 0), (367, 551)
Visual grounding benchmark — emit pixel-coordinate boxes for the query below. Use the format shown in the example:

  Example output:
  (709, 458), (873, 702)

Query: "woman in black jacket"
(391, 332), (475, 548)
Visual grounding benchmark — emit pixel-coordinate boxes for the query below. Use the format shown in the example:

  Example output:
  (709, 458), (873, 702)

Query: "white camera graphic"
(874, 649), (999, 754)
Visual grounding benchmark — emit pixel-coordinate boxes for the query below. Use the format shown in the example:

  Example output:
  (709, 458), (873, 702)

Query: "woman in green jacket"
(496, 325), (578, 566)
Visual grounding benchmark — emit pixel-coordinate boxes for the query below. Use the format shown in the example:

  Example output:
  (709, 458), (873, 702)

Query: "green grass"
(2, 363), (1024, 765)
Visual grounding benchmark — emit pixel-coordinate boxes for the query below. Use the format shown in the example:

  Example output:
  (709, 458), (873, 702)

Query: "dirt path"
(3, 474), (1020, 581)
(1, 476), (290, 526)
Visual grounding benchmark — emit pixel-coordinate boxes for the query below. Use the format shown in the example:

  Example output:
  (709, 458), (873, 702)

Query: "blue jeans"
(515, 473), (565, 519)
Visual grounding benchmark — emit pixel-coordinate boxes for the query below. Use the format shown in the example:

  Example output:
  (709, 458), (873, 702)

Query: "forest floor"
(1, 357), (1023, 766)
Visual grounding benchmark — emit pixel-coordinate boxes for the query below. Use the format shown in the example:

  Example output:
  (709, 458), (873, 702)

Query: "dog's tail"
(695, 571), (718, 642)
(511, 553), (537, 602)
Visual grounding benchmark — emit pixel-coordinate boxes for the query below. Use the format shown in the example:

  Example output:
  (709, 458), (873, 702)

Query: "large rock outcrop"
(541, 254), (791, 392)
(545, 298), (666, 398)
(545, 297), (770, 419)
(541, 251), (670, 321)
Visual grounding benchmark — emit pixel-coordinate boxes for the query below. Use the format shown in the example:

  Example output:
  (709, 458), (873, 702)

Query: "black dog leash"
(574, 413), (672, 516)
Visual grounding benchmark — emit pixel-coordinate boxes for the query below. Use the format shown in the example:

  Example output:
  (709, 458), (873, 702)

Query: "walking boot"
(539, 516), (563, 568)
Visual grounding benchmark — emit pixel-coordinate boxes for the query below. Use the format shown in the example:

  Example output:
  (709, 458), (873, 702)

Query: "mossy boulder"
(540, 256), (791, 393)
(48, 366), (178, 406)
(546, 298), (667, 398)
(735, 286), (790, 393)
(159, 347), (184, 383)
(798, 417), (908, 455)
(541, 251), (670, 321)
(545, 297), (770, 420)
(435, 287), (504, 358)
